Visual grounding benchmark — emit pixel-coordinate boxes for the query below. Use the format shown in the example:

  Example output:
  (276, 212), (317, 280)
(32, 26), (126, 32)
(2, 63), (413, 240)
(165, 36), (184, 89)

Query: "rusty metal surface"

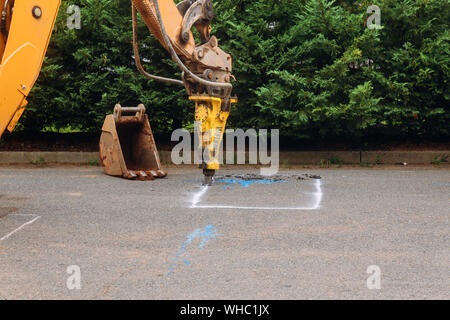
(99, 104), (167, 181)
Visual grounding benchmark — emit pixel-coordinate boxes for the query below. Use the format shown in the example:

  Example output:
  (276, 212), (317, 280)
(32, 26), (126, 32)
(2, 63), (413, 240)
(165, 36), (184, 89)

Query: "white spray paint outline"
(190, 179), (322, 210)
(0, 214), (41, 242)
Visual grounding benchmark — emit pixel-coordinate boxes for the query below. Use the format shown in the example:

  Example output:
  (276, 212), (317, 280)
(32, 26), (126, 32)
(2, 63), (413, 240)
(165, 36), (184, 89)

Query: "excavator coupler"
(99, 104), (167, 180)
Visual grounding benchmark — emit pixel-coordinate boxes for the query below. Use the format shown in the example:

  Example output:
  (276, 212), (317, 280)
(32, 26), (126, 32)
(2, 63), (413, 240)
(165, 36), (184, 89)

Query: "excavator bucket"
(99, 104), (167, 180)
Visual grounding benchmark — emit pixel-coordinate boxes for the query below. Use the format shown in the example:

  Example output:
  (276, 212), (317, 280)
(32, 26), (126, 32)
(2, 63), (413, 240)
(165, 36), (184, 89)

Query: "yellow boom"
(0, 0), (61, 138)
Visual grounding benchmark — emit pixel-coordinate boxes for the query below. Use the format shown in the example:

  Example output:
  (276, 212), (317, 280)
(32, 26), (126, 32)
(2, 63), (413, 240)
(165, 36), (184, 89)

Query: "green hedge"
(20, 0), (449, 141)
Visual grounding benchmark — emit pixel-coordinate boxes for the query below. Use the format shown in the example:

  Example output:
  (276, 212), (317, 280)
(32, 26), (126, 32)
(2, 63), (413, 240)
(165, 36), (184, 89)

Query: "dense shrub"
(20, 0), (449, 142)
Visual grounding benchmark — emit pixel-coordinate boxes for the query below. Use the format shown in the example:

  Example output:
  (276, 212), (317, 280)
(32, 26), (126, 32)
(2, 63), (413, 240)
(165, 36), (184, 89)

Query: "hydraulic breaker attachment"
(99, 104), (167, 180)
(190, 95), (237, 185)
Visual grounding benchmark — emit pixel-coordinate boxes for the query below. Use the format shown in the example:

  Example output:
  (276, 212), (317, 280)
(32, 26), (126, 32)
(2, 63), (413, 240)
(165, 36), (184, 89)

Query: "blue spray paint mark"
(168, 224), (220, 276)
(217, 179), (288, 188)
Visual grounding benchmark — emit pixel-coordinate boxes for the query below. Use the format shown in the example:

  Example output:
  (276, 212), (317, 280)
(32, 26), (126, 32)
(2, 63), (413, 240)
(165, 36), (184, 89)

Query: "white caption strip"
(191, 179), (323, 210)
(0, 214), (41, 242)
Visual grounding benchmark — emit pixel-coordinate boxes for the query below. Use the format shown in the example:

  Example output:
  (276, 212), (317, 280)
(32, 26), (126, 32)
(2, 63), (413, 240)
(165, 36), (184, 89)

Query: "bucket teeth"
(126, 170), (138, 179)
(139, 171), (157, 181)
(138, 171), (148, 181)
(148, 170), (158, 178)
(144, 170), (167, 179)
(156, 170), (167, 178)
(125, 170), (157, 181)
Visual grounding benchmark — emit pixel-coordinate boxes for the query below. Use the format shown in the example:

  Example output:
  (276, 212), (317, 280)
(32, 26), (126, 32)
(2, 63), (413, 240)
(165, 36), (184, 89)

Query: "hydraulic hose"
(151, 0), (232, 92)
(131, 2), (184, 86)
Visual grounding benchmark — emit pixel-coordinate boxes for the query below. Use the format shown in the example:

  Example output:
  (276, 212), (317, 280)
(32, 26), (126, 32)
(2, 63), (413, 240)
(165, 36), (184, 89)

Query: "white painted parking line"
(191, 179), (323, 210)
(0, 214), (41, 242)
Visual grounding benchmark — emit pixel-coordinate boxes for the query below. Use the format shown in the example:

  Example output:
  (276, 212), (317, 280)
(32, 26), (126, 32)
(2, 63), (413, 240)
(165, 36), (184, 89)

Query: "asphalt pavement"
(0, 165), (448, 299)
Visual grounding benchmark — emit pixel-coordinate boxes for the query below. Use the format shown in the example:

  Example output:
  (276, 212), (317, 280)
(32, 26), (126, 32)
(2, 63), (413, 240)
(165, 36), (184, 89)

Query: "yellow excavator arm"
(0, 0), (235, 184)
(131, 0), (236, 184)
(0, 0), (61, 138)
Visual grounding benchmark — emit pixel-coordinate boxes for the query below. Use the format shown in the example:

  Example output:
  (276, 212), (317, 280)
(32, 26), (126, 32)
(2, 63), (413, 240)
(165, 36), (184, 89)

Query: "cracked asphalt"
(0, 165), (448, 299)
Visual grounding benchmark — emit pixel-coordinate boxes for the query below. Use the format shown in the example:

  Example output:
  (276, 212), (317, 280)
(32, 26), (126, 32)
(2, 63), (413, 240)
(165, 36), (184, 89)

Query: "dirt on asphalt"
(215, 173), (322, 181)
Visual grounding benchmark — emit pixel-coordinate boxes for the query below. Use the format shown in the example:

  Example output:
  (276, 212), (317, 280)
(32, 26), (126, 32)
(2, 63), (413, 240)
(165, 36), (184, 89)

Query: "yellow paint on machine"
(190, 96), (237, 170)
(0, 0), (61, 138)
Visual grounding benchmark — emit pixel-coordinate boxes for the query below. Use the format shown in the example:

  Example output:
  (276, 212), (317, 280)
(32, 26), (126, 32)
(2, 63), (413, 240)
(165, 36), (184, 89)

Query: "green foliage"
(360, 162), (374, 167)
(319, 155), (342, 167)
(375, 154), (383, 164)
(318, 159), (330, 168)
(30, 156), (47, 166)
(431, 153), (449, 165)
(328, 155), (343, 164)
(89, 159), (99, 166)
(21, 0), (449, 142)
(247, 0), (449, 139)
